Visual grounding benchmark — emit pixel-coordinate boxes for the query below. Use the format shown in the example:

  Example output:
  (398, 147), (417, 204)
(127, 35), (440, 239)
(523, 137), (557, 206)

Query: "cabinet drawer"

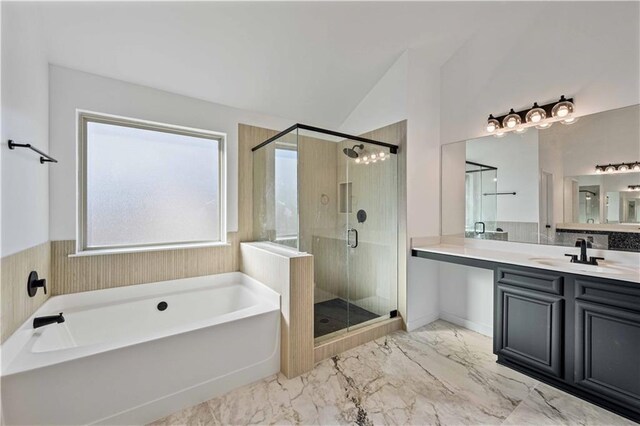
(575, 300), (640, 413)
(496, 266), (563, 295)
(575, 278), (640, 312)
(495, 284), (564, 378)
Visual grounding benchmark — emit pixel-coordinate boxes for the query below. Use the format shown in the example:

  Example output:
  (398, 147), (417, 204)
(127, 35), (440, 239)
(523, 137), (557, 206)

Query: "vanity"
(412, 241), (640, 421)
(420, 102), (640, 421)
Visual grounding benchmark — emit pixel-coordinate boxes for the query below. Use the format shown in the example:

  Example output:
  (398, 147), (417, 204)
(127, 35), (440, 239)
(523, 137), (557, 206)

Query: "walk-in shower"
(252, 124), (398, 342)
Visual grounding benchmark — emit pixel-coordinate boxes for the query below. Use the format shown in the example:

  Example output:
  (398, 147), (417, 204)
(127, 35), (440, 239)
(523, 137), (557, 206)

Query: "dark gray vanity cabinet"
(494, 265), (640, 421)
(494, 267), (565, 379)
(573, 278), (640, 415)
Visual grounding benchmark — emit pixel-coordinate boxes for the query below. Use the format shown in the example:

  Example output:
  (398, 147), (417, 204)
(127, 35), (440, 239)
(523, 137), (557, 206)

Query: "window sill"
(69, 241), (231, 258)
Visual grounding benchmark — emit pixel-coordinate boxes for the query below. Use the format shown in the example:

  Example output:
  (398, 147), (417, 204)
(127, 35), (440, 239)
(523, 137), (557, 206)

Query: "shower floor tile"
(314, 298), (379, 338)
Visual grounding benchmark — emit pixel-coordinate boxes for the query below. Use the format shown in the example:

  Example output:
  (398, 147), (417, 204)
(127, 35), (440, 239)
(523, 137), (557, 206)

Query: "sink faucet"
(565, 238), (605, 266)
(33, 313), (65, 329)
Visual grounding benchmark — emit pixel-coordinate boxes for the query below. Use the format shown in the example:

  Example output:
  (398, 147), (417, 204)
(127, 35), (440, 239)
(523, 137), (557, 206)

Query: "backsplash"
(555, 228), (640, 252)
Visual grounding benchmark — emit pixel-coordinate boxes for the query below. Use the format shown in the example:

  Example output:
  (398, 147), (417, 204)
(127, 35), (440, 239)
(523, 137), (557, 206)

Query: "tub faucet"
(33, 313), (65, 329)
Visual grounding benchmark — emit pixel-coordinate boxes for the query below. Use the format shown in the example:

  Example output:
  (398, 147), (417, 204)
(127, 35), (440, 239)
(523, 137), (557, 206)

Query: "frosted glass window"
(81, 115), (224, 250)
(275, 148), (298, 238)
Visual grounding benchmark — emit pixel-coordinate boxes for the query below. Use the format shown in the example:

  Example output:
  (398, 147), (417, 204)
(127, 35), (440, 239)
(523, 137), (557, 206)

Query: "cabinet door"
(495, 284), (564, 378)
(574, 300), (640, 412)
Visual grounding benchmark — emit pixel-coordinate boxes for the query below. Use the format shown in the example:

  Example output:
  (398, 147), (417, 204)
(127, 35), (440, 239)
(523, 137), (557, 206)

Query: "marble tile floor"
(150, 320), (634, 426)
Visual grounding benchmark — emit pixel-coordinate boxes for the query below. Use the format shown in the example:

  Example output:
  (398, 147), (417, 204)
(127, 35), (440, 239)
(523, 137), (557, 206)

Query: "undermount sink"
(528, 257), (637, 275)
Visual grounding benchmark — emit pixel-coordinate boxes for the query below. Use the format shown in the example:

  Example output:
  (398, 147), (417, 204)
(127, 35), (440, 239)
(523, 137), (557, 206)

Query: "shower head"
(343, 144), (364, 158)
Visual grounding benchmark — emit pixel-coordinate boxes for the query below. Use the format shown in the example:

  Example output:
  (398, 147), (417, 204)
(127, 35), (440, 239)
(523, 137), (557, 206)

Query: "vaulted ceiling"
(37, 2), (551, 127)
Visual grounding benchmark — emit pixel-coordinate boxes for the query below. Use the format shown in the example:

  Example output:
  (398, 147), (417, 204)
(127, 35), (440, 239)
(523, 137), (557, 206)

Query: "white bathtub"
(1, 272), (280, 425)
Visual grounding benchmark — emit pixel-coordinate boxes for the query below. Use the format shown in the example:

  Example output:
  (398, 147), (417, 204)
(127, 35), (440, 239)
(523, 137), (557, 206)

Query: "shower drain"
(157, 301), (168, 311)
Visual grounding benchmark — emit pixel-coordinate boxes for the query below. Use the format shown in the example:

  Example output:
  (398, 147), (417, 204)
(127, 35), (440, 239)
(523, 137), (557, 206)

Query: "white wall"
(440, 2), (640, 145)
(339, 52), (408, 136)
(438, 262), (494, 336)
(466, 131), (539, 223)
(435, 2), (639, 334)
(48, 66), (294, 241)
(1, 3), (50, 256)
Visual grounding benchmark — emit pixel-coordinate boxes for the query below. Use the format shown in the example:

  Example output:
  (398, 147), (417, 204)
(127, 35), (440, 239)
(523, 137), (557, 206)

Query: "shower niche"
(252, 124), (399, 343)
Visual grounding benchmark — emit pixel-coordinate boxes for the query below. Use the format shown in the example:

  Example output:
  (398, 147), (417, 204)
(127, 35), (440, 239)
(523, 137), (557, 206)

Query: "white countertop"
(412, 238), (640, 284)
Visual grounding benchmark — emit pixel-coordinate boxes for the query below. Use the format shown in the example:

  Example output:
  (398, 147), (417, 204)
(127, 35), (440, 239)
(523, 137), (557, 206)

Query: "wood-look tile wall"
(240, 242), (314, 378)
(51, 236), (239, 295)
(1, 242), (51, 343)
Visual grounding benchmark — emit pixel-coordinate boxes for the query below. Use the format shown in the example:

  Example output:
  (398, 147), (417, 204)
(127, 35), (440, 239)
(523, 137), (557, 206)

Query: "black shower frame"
(251, 123), (399, 154)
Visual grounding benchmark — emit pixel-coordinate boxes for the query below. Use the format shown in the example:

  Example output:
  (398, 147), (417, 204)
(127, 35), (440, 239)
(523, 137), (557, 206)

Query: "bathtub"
(1, 272), (280, 425)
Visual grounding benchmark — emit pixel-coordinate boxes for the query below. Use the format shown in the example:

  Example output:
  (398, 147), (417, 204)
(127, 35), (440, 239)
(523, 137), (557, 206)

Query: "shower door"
(344, 141), (398, 334)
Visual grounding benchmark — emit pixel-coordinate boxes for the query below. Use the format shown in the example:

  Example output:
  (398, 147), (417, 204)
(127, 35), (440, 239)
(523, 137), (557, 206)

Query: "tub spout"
(33, 313), (65, 329)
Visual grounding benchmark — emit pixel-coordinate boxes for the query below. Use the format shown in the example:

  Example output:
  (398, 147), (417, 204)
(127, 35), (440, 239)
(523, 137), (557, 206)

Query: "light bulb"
(556, 105), (569, 117)
(372, 159), (377, 163)
(605, 165), (616, 173)
(370, 153), (377, 159)
(381, 156), (386, 161)
(486, 115), (500, 133)
(619, 164), (629, 172)
(515, 126), (527, 134)
(363, 156), (368, 161)
(536, 122), (552, 129)
(595, 166), (604, 174)
(561, 116), (578, 125)
(633, 163), (640, 171)
(355, 158), (360, 163)
(493, 177), (498, 182)
(503, 109), (521, 129)
(495, 130), (505, 138)
(525, 103), (546, 124)
(551, 95), (574, 119)
(379, 152), (385, 158)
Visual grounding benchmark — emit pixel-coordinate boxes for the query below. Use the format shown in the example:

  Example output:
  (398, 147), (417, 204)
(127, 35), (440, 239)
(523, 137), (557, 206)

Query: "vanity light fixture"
(629, 185), (640, 191)
(595, 162), (640, 174)
(485, 96), (575, 137)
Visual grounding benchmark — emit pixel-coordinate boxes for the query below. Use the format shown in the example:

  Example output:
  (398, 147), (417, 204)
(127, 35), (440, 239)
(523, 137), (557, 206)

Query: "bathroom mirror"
(441, 104), (640, 252)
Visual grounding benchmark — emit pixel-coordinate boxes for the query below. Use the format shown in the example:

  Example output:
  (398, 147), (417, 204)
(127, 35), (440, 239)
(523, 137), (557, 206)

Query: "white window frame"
(75, 110), (227, 256)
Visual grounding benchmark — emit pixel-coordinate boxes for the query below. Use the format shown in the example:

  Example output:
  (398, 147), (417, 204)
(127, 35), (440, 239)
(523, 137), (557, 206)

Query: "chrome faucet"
(33, 313), (65, 329)
(565, 238), (605, 266)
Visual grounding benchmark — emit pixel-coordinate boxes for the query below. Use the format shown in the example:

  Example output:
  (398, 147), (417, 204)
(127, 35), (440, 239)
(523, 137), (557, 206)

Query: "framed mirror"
(441, 104), (640, 252)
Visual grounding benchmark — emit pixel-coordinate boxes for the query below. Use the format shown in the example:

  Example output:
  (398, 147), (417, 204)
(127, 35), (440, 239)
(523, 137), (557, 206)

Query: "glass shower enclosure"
(465, 161), (498, 235)
(253, 124), (398, 343)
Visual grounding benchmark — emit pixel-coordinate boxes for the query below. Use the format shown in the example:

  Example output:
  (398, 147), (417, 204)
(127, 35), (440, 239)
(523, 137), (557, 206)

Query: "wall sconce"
(485, 96), (576, 137)
(629, 185), (640, 191)
(595, 162), (640, 174)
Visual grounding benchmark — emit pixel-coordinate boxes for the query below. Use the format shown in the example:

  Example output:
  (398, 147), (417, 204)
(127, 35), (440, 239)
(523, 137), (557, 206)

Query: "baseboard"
(405, 311), (440, 331)
(439, 311), (493, 337)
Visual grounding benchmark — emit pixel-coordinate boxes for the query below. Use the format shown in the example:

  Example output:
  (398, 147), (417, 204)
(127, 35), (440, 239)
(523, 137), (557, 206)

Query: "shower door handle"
(347, 228), (359, 248)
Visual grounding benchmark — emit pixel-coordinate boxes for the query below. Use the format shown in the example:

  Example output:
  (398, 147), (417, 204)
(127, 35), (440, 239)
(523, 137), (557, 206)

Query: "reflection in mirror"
(441, 104), (640, 252)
